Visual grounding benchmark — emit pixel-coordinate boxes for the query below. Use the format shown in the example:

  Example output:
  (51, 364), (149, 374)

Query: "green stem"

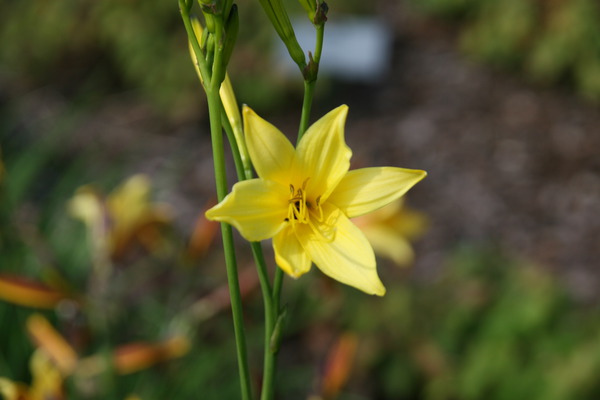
(297, 80), (316, 142)
(221, 104), (246, 180)
(272, 268), (284, 315)
(297, 23), (323, 142)
(207, 90), (253, 400)
(253, 242), (277, 400)
(314, 24), (325, 65)
(206, 21), (254, 400)
(181, 5), (255, 400)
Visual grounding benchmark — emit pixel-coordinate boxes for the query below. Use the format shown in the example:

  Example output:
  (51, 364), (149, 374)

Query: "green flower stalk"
(180, 2), (254, 399)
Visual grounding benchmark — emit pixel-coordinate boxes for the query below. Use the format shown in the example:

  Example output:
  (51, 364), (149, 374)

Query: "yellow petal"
(298, 205), (386, 296)
(328, 167), (427, 218)
(205, 179), (288, 242)
(296, 105), (352, 201)
(273, 226), (312, 278)
(361, 226), (415, 266)
(243, 106), (296, 185)
(68, 186), (103, 228)
(107, 174), (152, 232)
(30, 349), (64, 400)
(0, 378), (28, 400)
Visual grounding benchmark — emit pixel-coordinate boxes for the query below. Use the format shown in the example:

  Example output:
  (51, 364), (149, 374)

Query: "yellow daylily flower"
(206, 105), (426, 295)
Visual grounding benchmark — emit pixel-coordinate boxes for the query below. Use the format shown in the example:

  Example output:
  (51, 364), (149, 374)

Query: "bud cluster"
(181, 0), (239, 88)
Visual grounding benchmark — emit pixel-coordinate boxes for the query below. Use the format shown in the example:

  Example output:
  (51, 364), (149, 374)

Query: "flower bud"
(223, 0), (234, 19)
(313, 1), (328, 26)
(297, 0), (316, 17)
(258, 0), (306, 69)
(222, 4), (239, 69)
(202, 10), (217, 33)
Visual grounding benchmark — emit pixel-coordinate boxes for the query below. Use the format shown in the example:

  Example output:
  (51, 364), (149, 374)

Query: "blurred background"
(1, 0), (600, 399)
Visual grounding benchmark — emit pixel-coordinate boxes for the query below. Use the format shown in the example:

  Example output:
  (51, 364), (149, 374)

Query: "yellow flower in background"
(0, 315), (70, 400)
(106, 174), (170, 252)
(206, 105), (426, 295)
(0, 349), (65, 400)
(69, 174), (171, 259)
(354, 198), (428, 267)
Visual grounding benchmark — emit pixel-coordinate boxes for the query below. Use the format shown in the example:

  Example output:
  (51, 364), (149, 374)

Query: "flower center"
(284, 179), (335, 241)
(286, 181), (308, 224)
(285, 179), (321, 222)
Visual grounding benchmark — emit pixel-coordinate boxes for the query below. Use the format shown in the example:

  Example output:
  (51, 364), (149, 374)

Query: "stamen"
(287, 185), (309, 224)
(301, 177), (310, 190)
(284, 178), (326, 228)
(314, 196), (323, 222)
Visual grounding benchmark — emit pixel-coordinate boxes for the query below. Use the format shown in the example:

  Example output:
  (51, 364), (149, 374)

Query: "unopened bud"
(258, 0), (307, 69)
(223, 0), (234, 19)
(297, 0), (316, 17)
(313, 1), (328, 25)
(202, 10), (217, 33)
(222, 4), (239, 69)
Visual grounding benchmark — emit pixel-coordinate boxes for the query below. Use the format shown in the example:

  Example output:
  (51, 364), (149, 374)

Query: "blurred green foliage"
(0, 0), (202, 116)
(0, 0), (316, 118)
(411, 0), (600, 101)
(0, 123), (249, 398)
(334, 246), (600, 400)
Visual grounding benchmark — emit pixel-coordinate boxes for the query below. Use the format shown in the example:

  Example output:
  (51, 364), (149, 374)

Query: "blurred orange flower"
(0, 274), (70, 309)
(319, 332), (359, 400)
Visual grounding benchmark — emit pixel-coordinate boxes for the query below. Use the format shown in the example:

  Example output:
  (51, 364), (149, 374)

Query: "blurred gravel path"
(339, 1), (600, 297)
